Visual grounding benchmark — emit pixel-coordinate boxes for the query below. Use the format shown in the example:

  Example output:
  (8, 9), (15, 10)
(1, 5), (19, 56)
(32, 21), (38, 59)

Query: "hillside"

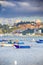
(0, 21), (43, 34)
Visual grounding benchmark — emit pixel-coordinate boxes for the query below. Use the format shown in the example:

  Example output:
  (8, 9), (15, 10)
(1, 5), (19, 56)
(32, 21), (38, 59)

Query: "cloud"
(0, 1), (16, 7)
(15, 1), (43, 12)
(13, 0), (43, 2)
(0, 0), (43, 17)
(18, 2), (30, 7)
(13, 0), (43, 8)
(2, 0), (43, 8)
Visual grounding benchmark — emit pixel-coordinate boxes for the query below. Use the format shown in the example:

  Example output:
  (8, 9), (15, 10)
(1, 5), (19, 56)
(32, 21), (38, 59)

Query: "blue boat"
(2, 40), (8, 42)
(0, 40), (2, 42)
(14, 45), (19, 48)
(19, 46), (30, 48)
(14, 45), (31, 48)
(18, 41), (24, 44)
(36, 40), (43, 43)
(39, 40), (43, 41)
(0, 39), (8, 42)
(14, 41), (24, 44)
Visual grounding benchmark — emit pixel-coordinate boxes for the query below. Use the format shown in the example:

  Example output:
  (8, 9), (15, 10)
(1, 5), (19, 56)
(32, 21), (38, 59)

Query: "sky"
(0, 0), (43, 24)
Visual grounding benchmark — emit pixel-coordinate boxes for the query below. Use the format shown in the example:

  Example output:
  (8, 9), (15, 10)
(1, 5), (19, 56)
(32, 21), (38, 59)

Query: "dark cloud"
(15, 0), (43, 7)
(11, 0), (43, 2)
(0, 0), (43, 17)
(11, 0), (43, 8)
(1, 0), (43, 7)
(2, 0), (43, 2)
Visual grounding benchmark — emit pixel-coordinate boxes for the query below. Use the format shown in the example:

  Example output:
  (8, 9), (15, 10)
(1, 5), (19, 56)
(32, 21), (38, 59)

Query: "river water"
(0, 35), (43, 65)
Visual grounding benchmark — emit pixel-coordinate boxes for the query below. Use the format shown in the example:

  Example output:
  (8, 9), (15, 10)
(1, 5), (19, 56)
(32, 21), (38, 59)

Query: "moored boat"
(1, 43), (13, 47)
(39, 40), (43, 41)
(14, 41), (24, 44)
(36, 40), (43, 43)
(14, 44), (31, 48)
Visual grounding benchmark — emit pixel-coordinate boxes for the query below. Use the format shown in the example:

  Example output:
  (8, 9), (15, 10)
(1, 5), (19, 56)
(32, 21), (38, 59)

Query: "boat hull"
(14, 45), (31, 48)
(36, 41), (43, 44)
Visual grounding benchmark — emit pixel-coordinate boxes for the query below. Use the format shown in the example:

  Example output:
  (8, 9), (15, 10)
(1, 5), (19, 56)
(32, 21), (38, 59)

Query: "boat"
(36, 40), (43, 43)
(14, 45), (19, 48)
(30, 38), (35, 42)
(1, 43), (13, 47)
(14, 44), (31, 48)
(19, 46), (30, 48)
(0, 39), (8, 43)
(18, 41), (24, 44)
(2, 40), (8, 42)
(14, 41), (24, 44)
(0, 40), (2, 42)
(39, 40), (43, 41)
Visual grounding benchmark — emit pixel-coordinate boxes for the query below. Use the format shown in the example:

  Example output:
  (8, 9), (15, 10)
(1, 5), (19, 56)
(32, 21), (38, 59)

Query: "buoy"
(32, 39), (35, 42)
(14, 60), (17, 65)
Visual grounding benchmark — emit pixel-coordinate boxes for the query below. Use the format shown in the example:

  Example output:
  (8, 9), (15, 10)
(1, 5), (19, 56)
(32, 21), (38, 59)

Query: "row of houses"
(22, 28), (43, 35)
(12, 28), (43, 35)
(12, 20), (43, 35)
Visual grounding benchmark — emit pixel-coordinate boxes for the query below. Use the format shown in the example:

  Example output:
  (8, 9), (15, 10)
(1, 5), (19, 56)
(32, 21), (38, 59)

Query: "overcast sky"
(0, 0), (43, 17)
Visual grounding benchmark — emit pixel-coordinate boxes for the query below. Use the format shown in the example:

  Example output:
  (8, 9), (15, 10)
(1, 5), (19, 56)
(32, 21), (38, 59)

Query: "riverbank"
(0, 33), (43, 37)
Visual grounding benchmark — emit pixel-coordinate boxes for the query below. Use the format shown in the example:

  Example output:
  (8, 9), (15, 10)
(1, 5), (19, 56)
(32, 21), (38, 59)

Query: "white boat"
(30, 38), (35, 42)
(1, 43), (13, 47)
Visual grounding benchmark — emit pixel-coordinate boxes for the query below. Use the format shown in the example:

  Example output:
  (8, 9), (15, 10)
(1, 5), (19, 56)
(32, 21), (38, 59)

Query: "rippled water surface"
(0, 35), (43, 65)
